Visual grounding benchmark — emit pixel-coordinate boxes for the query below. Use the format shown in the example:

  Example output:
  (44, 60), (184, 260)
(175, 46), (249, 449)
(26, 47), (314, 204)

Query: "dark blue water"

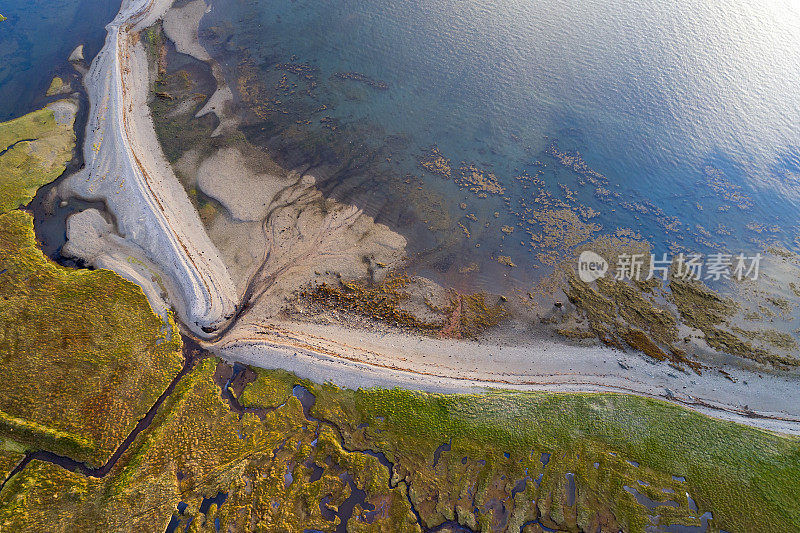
(199, 0), (800, 293)
(0, 0), (120, 120)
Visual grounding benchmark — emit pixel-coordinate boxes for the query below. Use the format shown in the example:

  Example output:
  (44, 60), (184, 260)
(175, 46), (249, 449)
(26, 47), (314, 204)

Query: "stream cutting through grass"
(0, 336), (206, 490)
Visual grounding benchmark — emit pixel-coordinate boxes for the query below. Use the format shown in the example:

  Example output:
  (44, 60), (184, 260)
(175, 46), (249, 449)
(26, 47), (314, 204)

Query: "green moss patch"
(2, 363), (799, 532)
(0, 105), (75, 212)
(0, 209), (182, 465)
(45, 77), (66, 97)
(312, 381), (800, 532)
(0, 107), (183, 466)
(0, 360), (418, 532)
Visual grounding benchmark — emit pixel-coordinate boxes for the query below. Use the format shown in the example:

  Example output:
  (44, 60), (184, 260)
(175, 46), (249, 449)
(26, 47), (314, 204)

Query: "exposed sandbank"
(59, 0), (237, 337)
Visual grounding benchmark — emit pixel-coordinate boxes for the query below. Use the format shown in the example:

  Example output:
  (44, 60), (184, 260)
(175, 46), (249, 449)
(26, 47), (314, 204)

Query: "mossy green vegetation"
(44, 76), (66, 97)
(0, 105), (75, 212)
(0, 439), (25, 480)
(3, 364), (797, 532)
(312, 380), (800, 532)
(0, 360), (418, 532)
(0, 209), (183, 465)
(237, 367), (296, 409)
(0, 106), (183, 466)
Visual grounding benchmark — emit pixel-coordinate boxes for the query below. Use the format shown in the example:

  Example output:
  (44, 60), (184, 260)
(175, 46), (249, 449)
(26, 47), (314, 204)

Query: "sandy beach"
(59, 0), (238, 337)
(215, 318), (800, 435)
(64, 0), (800, 437)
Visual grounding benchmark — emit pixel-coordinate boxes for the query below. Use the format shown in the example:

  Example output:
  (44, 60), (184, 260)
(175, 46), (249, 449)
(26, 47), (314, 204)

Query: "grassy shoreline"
(0, 104), (183, 466)
(4, 363), (797, 531)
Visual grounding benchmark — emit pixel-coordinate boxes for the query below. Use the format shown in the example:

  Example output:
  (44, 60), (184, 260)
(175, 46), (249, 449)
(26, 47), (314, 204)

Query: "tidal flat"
(136, 1), (800, 387)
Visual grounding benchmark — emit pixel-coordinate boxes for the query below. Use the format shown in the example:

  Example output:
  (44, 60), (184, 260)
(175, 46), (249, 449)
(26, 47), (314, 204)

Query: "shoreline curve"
(71, 0), (800, 437)
(60, 0), (238, 337)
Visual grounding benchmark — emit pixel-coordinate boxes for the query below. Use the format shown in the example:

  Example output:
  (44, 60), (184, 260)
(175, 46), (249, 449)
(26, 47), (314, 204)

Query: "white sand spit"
(61, 0), (237, 337)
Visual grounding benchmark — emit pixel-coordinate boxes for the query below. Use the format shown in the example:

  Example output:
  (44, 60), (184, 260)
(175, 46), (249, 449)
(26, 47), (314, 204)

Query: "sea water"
(0, 0), (119, 121)
(199, 0), (800, 294)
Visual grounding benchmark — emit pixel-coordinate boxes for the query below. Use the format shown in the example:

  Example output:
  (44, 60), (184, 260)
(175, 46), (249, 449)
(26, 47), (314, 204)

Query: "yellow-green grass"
(0, 107), (183, 466)
(0, 208), (183, 466)
(0, 105), (75, 212)
(0, 359), (418, 532)
(0, 439), (25, 480)
(45, 77), (65, 97)
(3, 363), (798, 532)
(311, 383), (800, 532)
(237, 367), (296, 409)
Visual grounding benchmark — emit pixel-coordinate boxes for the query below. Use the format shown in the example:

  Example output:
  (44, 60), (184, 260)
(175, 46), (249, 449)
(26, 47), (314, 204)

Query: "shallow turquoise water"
(7, 0), (799, 294)
(199, 0), (800, 292)
(0, 0), (119, 121)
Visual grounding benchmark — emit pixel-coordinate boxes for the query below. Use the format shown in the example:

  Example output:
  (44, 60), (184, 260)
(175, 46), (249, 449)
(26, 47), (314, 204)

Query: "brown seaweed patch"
(300, 273), (508, 338)
(702, 165), (753, 210)
(526, 209), (601, 263)
(564, 272), (707, 371)
(496, 255), (516, 268)
(441, 292), (508, 339)
(419, 146), (452, 178)
(668, 276), (798, 367)
(746, 221), (780, 234)
(620, 329), (705, 374)
(301, 274), (507, 338)
(547, 142), (609, 187)
(620, 329), (669, 361)
(456, 164), (506, 195)
(332, 71), (389, 90)
(301, 274), (442, 332)
(789, 282), (800, 298)
(668, 276), (736, 327)
(565, 273), (705, 372)
(731, 327), (799, 352)
(595, 277), (678, 346)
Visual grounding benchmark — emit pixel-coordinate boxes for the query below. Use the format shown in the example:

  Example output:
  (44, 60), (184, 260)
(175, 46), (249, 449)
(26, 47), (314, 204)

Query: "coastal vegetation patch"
(5, 364), (796, 531)
(312, 376), (800, 532)
(0, 105), (76, 212)
(0, 360), (419, 532)
(44, 76), (69, 97)
(0, 106), (183, 466)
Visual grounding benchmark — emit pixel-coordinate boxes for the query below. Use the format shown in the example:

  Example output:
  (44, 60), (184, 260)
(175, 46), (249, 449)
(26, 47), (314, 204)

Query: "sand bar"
(61, 0), (237, 337)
